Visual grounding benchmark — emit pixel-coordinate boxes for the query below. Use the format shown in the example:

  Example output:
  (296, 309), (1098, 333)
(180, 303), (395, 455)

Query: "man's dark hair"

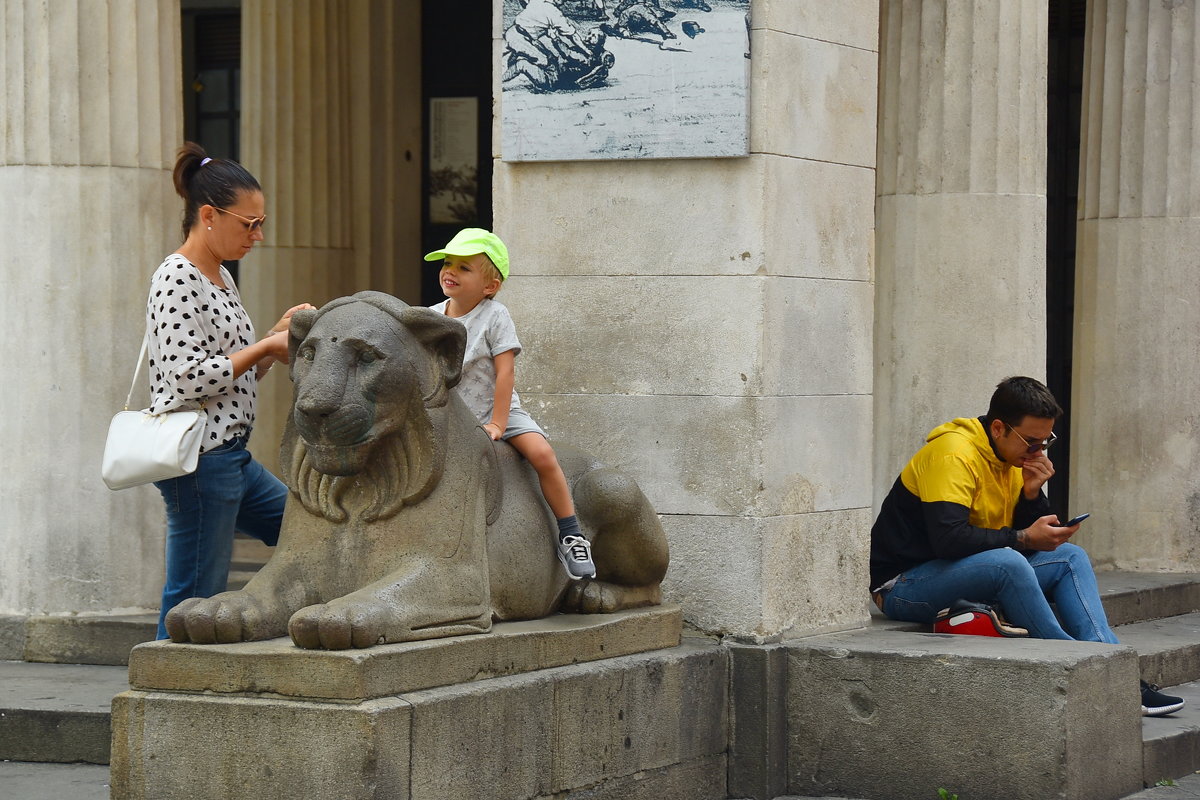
(986, 376), (1063, 426)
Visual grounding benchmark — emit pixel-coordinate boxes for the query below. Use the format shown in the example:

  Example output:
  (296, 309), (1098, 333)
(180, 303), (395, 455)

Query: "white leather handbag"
(101, 334), (206, 491)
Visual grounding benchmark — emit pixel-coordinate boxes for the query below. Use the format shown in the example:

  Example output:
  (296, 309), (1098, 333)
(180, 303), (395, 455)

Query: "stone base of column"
(110, 606), (731, 800)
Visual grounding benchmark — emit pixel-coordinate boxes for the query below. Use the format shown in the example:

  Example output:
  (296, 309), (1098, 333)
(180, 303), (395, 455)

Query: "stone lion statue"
(165, 291), (670, 650)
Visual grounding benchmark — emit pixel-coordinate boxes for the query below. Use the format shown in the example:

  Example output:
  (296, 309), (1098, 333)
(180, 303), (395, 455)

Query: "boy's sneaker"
(557, 535), (596, 580)
(1141, 680), (1185, 716)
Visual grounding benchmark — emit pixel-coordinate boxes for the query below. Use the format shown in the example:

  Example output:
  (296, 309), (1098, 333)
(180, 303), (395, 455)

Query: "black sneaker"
(1141, 680), (1185, 716)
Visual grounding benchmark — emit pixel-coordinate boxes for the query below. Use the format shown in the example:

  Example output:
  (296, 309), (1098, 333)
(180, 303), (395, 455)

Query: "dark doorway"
(182, 7), (241, 161)
(420, 1), (494, 306)
(1046, 0), (1087, 517)
(182, 3), (243, 278)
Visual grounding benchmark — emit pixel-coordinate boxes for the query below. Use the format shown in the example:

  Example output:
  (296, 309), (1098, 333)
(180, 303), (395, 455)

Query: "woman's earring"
(207, 226), (212, 231)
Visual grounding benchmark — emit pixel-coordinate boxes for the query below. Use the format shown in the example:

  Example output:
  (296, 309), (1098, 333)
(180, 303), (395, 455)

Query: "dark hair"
(986, 376), (1063, 426)
(171, 142), (261, 241)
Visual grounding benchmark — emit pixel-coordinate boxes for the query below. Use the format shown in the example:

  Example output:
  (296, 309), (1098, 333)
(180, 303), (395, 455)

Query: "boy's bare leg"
(508, 432), (596, 579)
(507, 432), (574, 517)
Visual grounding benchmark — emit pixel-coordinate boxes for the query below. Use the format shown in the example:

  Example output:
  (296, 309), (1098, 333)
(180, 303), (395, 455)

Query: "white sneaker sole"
(1142, 700), (1185, 716)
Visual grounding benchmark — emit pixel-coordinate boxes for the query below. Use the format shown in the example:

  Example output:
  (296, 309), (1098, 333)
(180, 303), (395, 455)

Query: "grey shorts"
(500, 407), (546, 441)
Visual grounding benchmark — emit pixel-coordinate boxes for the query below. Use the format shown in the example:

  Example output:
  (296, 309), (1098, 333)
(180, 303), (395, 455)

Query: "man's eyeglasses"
(215, 206), (267, 233)
(1005, 423), (1057, 454)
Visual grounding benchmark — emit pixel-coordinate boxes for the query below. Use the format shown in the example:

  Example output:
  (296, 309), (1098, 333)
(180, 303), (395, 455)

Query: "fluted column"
(875, 0), (1049, 502)
(238, 0), (421, 473)
(1072, 0), (1200, 569)
(0, 0), (181, 614)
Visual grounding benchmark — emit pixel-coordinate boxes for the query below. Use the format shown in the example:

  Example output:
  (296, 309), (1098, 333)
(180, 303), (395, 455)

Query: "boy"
(425, 228), (596, 580)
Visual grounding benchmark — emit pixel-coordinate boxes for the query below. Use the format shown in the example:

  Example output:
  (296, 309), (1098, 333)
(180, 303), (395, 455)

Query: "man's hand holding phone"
(1019, 513), (1082, 551)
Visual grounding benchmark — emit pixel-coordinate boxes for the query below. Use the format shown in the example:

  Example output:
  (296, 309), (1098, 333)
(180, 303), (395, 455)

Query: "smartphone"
(1061, 512), (1089, 527)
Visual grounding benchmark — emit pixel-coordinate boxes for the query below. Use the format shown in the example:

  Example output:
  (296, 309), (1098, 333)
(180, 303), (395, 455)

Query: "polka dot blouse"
(146, 253), (258, 452)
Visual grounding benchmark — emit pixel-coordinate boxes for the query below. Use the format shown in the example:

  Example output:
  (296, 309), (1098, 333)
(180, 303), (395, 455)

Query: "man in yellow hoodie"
(870, 376), (1183, 716)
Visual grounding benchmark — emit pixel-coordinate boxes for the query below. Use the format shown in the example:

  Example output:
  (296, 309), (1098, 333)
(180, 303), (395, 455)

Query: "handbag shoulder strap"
(124, 334), (149, 411)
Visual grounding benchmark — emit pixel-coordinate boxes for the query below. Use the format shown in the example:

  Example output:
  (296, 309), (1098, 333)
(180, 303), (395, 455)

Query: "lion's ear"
(288, 308), (319, 361)
(399, 307), (467, 392)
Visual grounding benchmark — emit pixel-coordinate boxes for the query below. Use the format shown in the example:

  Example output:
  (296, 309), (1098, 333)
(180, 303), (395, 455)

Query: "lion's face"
(286, 293), (466, 480)
(289, 304), (412, 475)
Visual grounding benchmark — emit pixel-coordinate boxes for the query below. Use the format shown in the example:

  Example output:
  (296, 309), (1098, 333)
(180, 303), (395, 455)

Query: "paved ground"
(5, 762), (1200, 799)
(1126, 772), (1200, 799)
(0, 761), (110, 800)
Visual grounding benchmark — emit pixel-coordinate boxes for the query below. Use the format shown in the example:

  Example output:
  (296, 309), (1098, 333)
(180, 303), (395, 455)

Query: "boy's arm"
(485, 349), (516, 440)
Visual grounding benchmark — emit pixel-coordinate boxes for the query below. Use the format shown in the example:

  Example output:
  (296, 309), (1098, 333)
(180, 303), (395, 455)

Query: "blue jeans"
(152, 434), (286, 639)
(880, 544), (1119, 643)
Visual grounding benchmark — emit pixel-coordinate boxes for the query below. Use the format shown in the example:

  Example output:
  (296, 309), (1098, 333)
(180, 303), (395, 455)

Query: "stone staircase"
(0, 536), (271, 753)
(2, 566), (1200, 800)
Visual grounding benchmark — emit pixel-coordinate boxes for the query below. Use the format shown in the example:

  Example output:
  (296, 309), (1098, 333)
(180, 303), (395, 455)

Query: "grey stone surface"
(1071, 1), (1200, 573)
(1142, 679), (1200, 788)
(130, 605), (682, 700)
(112, 693), (411, 800)
(1099, 571), (1200, 626)
(406, 641), (727, 799)
(166, 292), (668, 650)
(0, 761), (111, 800)
(726, 643), (788, 800)
(0, 613), (26, 660)
(532, 755), (727, 800)
(784, 630), (1143, 800)
(1124, 772), (1200, 800)
(0, 660), (128, 764)
(110, 640), (727, 800)
(1117, 613), (1200, 692)
(23, 614), (156, 666)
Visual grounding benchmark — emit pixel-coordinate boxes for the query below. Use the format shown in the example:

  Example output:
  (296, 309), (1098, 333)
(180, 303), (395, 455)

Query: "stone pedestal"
(874, 0), (1049, 501)
(784, 630), (1142, 800)
(0, 0), (180, 616)
(111, 606), (731, 800)
(1071, 0), (1200, 570)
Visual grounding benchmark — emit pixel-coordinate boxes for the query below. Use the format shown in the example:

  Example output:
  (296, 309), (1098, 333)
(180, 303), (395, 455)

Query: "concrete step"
(1125, 767), (1200, 798)
(1115, 612), (1200, 688)
(0, 660), (129, 764)
(1, 542), (274, 668)
(232, 535), (274, 565)
(1099, 571), (1200, 627)
(0, 761), (111, 800)
(1141, 678), (1200, 789)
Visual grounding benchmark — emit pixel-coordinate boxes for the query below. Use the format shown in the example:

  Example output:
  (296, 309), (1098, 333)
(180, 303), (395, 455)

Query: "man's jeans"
(153, 435), (286, 639)
(880, 544), (1119, 643)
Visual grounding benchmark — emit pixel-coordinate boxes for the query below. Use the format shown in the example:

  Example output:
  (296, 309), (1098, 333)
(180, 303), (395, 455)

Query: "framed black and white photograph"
(501, 0), (750, 162)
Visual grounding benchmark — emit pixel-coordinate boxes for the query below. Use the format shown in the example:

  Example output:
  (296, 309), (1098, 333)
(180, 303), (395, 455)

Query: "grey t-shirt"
(431, 298), (524, 425)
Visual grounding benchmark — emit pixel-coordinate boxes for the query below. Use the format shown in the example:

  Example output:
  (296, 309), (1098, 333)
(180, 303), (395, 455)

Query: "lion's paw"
(561, 580), (663, 614)
(288, 600), (397, 650)
(165, 592), (288, 643)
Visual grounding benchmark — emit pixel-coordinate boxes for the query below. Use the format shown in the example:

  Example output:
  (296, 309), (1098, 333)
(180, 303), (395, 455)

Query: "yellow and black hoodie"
(869, 416), (1051, 590)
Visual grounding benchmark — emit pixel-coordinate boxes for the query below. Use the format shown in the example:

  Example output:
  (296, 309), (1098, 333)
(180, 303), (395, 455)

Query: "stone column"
(875, 0), (1049, 503)
(1072, 0), (1200, 569)
(238, 0), (421, 473)
(0, 0), (181, 616)
(494, 3), (878, 638)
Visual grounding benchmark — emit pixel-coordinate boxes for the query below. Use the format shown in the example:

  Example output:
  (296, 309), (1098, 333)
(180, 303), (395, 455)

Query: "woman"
(148, 142), (311, 639)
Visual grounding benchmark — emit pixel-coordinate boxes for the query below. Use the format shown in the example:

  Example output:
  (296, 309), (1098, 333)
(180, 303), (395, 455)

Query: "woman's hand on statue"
(482, 422), (503, 441)
(269, 303), (316, 335)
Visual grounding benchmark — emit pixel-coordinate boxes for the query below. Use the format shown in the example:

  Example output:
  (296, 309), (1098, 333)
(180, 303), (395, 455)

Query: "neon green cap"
(423, 228), (510, 280)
